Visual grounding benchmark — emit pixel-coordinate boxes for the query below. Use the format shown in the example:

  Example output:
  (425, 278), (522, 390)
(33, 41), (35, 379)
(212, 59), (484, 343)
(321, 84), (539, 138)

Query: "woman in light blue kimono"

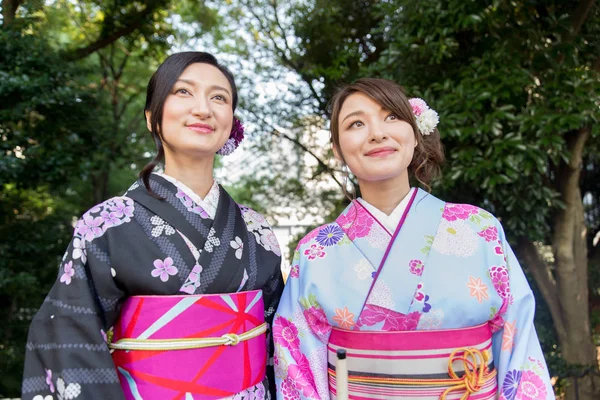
(273, 78), (554, 400)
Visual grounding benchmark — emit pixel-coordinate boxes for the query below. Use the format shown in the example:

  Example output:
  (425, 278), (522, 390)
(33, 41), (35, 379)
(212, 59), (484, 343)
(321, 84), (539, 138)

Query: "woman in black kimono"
(22, 52), (284, 400)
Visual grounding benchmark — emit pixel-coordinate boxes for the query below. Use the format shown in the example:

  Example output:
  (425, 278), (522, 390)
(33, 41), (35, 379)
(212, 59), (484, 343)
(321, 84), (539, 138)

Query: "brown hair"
(329, 78), (445, 192)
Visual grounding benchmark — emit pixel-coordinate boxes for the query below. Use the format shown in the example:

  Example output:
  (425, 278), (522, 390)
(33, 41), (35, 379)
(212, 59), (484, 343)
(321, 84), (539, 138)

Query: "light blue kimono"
(273, 188), (554, 400)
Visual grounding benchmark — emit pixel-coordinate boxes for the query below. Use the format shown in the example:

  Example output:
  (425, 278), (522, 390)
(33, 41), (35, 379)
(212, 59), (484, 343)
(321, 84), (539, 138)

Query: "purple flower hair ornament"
(217, 117), (245, 156)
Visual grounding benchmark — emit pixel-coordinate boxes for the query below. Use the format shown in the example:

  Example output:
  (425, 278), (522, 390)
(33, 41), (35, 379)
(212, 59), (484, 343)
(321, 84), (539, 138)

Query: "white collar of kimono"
(153, 172), (220, 219)
(357, 187), (415, 234)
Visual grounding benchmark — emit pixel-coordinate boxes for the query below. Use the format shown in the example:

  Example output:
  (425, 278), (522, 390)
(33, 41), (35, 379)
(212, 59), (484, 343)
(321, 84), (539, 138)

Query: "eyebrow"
(341, 110), (365, 123)
(175, 79), (231, 96)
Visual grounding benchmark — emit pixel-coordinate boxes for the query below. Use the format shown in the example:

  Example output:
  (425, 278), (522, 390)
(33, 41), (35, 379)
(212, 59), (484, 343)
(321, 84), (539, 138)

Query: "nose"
(190, 96), (212, 119)
(369, 121), (387, 142)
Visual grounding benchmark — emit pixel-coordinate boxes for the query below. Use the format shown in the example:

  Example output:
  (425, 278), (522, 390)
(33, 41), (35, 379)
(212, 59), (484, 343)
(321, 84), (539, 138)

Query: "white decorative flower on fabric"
(354, 258), (372, 280)
(432, 219), (480, 258)
(56, 377), (81, 400)
(230, 236), (244, 259)
(204, 227), (221, 253)
(259, 228), (281, 256)
(366, 280), (396, 309)
(417, 309), (444, 329)
(150, 215), (175, 237)
(72, 238), (87, 264)
(309, 346), (331, 400)
(33, 396), (53, 400)
(366, 224), (389, 249)
(241, 208), (269, 231)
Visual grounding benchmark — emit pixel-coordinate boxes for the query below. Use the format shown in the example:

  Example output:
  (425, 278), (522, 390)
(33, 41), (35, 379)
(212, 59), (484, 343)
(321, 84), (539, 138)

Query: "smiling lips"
(365, 147), (396, 157)
(187, 123), (215, 133)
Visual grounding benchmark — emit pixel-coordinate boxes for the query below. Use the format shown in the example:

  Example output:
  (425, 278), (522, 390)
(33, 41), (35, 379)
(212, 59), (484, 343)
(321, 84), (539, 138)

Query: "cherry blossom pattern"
(289, 264), (299, 279)
(230, 236), (244, 259)
(151, 257), (178, 282)
(175, 190), (210, 218)
(304, 244), (326, 260)
(180, 264), (203, 294)
(75, 197), (134, 242)
(72, 238), (86, 264)
(60, 261), (75, 285)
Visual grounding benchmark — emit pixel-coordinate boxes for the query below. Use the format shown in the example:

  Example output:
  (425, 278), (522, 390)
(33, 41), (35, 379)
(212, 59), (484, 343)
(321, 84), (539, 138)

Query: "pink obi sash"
(109, 290), (267, 400)
(327, 323), (497, 399)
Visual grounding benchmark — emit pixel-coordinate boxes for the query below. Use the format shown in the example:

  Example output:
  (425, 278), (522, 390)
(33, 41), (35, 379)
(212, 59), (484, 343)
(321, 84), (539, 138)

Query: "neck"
(163, 151), (215, 199)
(358, 175), (411, 216)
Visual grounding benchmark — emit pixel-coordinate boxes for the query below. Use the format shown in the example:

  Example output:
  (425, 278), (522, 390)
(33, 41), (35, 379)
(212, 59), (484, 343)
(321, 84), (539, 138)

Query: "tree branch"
(243, 0), (327, 113)
(246, 109), (344, 190)
(516, 237), (565, 339)
(65, 2), (163, 61)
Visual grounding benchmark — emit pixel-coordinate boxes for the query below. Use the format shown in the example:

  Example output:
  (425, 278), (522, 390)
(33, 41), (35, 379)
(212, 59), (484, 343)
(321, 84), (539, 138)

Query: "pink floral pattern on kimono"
(273, 316), (300, 350)
(478, 226), (499, 242)
(357, 304), (420, 331)
(298, 227), (321, 246)
(303, 306), (331, 337)
(336, 204), (374, 240)
(515, 370), (547, 400)
(442, 203), (479, 221)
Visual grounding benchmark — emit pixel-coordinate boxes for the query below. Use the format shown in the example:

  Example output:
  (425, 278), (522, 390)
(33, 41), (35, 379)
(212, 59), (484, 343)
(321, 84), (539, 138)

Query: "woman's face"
(150, 63), (234, 158)
(336, 92), (416, 185)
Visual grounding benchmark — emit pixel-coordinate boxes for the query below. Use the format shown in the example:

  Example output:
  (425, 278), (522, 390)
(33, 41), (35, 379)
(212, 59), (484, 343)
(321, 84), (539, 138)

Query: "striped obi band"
(327, 323), (497, 399)
(109, 290), (267, 400)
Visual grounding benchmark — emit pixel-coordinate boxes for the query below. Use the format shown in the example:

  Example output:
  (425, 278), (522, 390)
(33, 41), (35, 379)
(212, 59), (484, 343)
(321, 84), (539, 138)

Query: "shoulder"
(74, 196), (136, 242)
(296, 221), (343, 250)
(441, 202), (501, 226)
(238, 205), (281, 257)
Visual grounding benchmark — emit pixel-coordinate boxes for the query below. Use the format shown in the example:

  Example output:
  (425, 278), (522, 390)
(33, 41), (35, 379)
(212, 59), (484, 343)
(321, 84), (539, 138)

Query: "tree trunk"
(553, 127), (599, 399)
(1, 0), (22, 26)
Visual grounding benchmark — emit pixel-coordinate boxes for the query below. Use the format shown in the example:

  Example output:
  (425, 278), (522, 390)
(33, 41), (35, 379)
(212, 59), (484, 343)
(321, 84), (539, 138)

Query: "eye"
(174, 88), (191, 95)
(385, 113), (399, 121)
(348, 120), (364, 129)
(212, 94), (228, 102)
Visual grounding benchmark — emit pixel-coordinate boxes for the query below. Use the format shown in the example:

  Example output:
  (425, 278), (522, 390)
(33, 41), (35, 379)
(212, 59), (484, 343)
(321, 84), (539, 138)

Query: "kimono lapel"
(127, 175), (212, 251)
(369, 189), (445, 315)
(335, 202), (392, 274)
(194, 185), (249, 294)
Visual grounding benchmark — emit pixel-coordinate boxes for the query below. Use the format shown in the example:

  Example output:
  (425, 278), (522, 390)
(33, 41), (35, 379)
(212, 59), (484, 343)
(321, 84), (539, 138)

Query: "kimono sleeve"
(22, 225), (126, 400)
(274, 249), (331, 400)
(492, 222), (555, 400)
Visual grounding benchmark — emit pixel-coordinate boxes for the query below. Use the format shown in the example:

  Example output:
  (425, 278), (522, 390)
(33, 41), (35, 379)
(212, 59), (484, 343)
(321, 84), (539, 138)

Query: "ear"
(145, 111), (152, 132)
